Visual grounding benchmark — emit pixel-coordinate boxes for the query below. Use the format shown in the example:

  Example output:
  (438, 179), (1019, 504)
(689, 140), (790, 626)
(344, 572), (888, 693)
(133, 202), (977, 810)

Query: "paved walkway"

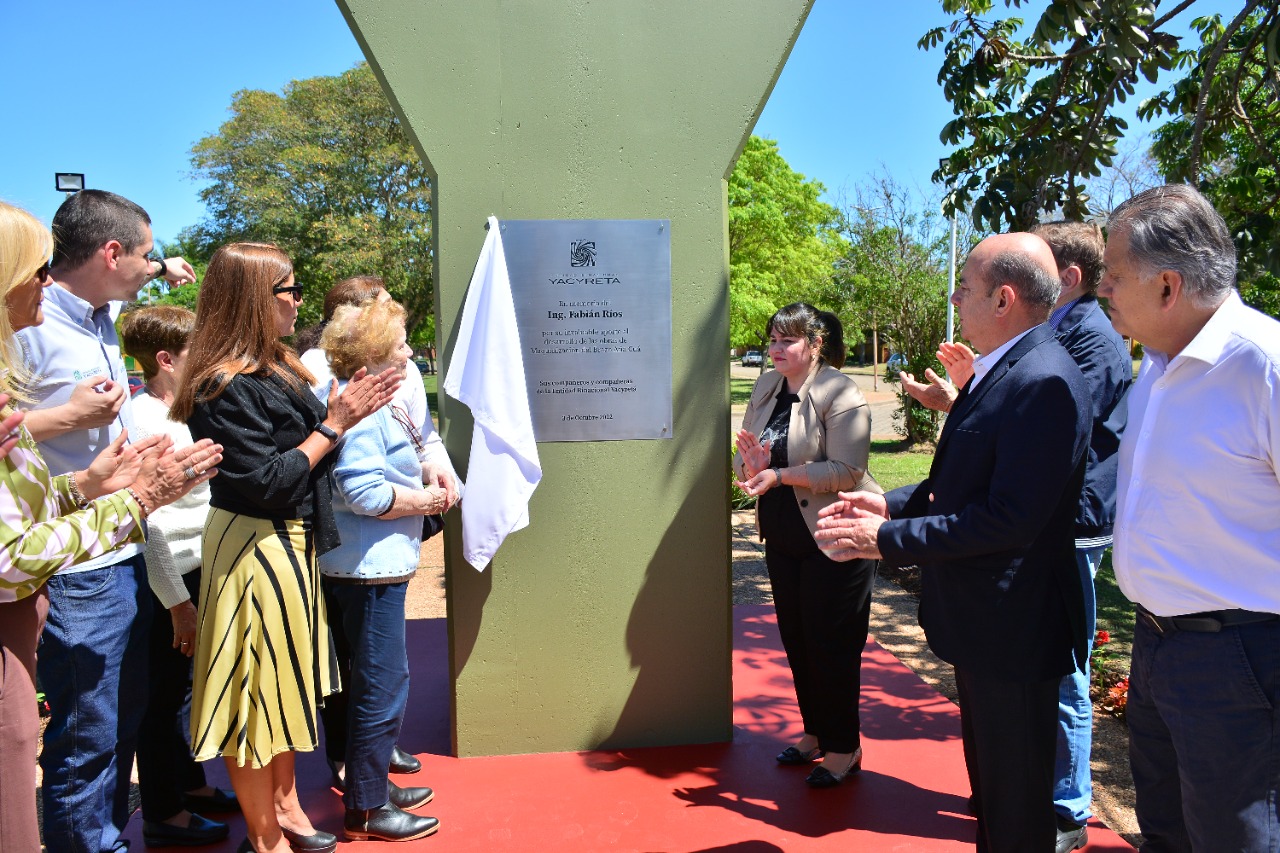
(730, 362), (904, 440)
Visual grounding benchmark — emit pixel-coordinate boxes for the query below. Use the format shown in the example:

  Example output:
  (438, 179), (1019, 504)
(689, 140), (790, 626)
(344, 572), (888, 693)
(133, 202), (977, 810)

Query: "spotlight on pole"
(54, 173), (85, 194)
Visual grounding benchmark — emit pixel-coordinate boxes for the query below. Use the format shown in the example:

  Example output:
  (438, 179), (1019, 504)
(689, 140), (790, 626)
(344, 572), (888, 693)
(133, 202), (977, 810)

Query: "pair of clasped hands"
(735, 341), (976, 563)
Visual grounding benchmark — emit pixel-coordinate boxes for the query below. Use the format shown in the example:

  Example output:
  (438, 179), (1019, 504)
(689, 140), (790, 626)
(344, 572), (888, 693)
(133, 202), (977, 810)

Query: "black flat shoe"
(344, 802), (440, 842)
(804, 747), (863, 788)
(389, 745), (422, 775)
(142, 814), (229, 847)
(279, 826), (338, 853)
(389, 781), (435, 810)
(776, 745), (824, 765)
(182, 788), (240, 814)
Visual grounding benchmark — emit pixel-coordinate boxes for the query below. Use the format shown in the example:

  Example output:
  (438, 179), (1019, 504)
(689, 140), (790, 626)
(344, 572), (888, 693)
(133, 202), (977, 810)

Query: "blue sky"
(0, 1), (1230, 244)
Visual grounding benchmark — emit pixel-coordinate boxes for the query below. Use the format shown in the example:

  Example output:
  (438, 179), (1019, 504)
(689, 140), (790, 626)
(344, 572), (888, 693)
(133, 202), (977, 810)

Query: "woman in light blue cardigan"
(317, 299), (451, 843)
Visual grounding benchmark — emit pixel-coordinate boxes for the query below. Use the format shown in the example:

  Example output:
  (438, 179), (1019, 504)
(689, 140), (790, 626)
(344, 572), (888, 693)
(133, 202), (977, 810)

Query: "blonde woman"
(315, 299), (448, 841)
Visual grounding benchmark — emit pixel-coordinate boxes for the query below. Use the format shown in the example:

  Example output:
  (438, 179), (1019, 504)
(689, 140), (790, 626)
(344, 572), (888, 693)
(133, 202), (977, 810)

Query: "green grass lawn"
(869, 439), (933, 492)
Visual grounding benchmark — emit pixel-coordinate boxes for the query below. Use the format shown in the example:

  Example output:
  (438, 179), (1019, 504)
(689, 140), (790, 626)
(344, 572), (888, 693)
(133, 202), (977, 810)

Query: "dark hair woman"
(172, 243), (399, 853)
(733, 302), (881, 787)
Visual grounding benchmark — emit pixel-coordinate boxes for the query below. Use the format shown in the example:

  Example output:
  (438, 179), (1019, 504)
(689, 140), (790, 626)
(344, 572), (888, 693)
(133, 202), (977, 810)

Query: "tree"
(1145, 9), (1280, 317)
(185, 63), (433, 334)
(837, 177), (960, 445)
(727, 137), (848, 351)
(922, 1), (1278, 233)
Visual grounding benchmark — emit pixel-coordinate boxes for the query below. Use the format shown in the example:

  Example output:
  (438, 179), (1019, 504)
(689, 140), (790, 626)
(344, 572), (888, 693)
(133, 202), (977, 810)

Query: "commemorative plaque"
(500, 219), (673, 441)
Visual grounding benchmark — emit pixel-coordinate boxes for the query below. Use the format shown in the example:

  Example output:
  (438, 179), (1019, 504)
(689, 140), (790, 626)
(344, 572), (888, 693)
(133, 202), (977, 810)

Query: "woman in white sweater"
(121, 307), (238, 847)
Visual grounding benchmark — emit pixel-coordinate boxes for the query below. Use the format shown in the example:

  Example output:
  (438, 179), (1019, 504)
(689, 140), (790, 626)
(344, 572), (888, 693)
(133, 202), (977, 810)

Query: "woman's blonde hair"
(0, 201), (54, 400)
(319, 299), (408, 380)
(171, 242), (313, 422)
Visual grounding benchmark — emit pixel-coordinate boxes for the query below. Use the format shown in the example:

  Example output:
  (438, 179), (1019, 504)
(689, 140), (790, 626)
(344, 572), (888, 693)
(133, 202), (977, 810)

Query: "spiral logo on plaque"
(569, 240), (597, 267)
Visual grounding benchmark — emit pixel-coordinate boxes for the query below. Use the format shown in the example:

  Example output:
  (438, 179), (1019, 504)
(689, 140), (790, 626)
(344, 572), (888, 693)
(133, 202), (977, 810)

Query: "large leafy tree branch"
(924, 1), (1278, 234)
(185, 63), (434, 336)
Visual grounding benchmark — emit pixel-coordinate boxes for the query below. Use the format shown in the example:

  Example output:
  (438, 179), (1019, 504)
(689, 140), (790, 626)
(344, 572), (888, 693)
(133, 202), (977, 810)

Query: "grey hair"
(1108, 184), (1236, 309)
(986, 251), (1061, 318)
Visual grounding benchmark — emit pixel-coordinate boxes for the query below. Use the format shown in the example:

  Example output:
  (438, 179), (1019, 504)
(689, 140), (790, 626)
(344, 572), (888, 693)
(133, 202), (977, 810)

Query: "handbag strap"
(389, 404), (426, 460)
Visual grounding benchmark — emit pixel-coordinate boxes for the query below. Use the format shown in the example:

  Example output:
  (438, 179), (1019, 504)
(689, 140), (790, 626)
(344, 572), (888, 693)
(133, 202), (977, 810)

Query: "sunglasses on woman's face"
(272, 283), (304, 301)
(34, 262), (51, 284)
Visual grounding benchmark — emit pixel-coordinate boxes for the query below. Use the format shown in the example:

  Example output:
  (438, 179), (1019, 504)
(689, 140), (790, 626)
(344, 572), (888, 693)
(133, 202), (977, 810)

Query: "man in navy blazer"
(816, 232), (1090, 852)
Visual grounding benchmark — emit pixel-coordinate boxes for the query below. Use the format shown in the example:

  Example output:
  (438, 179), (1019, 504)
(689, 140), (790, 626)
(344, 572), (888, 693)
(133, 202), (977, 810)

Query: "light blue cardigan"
(318, 400), (424, 581)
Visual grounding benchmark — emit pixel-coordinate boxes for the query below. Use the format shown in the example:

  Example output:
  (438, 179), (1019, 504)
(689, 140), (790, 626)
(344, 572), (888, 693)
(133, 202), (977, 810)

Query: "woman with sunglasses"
(0, 201), (221, 852)
(172, 243), (399, 853)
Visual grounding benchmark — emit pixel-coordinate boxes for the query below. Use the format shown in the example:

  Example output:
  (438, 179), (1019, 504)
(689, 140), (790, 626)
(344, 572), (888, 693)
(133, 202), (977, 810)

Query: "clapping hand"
(813, 491), (890, 561)
(325, 366), (403, 433)
(0, 393), (24, 461)
(734, 429), (771, 479)
(937, 341), (976, 387)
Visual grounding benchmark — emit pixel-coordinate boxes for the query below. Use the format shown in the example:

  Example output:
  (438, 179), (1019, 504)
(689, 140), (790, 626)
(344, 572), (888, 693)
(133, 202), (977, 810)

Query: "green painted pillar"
(336, 0), (813, 756)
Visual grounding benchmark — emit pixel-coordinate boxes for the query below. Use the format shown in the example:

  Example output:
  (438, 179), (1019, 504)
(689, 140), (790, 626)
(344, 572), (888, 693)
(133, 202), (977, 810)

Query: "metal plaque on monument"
(501, 219), (673, 441)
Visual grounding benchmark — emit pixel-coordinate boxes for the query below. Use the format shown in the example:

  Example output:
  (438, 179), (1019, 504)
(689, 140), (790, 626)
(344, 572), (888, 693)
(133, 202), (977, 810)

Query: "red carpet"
(127, 605), (1133, 851)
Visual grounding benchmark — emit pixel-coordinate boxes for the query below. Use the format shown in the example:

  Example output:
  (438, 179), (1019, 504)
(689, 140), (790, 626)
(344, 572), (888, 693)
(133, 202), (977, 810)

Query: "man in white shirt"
(1097, 184), (1280, 852)
(19, 190), (195, 853)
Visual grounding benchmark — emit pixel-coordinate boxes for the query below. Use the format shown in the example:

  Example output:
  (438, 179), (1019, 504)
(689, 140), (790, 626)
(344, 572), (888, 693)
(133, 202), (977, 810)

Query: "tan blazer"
(734, 364), (882, 537)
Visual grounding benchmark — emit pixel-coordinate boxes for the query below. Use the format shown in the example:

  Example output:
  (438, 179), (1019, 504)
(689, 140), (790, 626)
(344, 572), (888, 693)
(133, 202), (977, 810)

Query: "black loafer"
(279, 826), (338, 853)
(389, 781), (435, 810)
(389, 745), (422, 774)
(344, 802), (440, 842)
(776, 745), (824, 765)
(181, 788), (240, 814)
(142, 814), (229, 847)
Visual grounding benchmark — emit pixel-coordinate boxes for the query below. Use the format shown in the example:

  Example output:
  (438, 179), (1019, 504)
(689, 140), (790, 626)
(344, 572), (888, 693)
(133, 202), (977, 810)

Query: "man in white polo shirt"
(19, 189), (194, 853)
(1097, 184), (1280, 852)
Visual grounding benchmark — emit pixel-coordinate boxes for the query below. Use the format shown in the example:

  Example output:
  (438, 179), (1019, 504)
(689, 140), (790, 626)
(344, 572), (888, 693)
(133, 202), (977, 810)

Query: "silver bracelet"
(67, 471), (90, 508)
(772, 467), (783, 486)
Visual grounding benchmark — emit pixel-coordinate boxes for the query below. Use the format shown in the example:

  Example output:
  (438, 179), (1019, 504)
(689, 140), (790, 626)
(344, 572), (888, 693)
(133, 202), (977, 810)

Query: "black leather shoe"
(279, 826), (338, 853)
(389, 745), (422, 775)
(803, 747), (863, 788)
(776, 745), (824, 765)
(1055, 821), (1088, 853)
(142, 814), (229, 847)
(344, 802), (440, 842)
(389, 781), (435, 810)
(182, 788), (241, 814)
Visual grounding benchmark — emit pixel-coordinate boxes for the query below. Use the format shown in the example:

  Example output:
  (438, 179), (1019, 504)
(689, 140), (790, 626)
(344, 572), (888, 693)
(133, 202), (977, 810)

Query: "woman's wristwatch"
(153, 258), (169, 281)
(313, 423), (339, 443)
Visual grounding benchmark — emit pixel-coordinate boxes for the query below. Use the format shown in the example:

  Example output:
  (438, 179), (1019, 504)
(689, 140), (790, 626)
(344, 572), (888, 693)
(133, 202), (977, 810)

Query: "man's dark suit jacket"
(1055, 294), (1131, 541)
(877, 324), (1091, 682)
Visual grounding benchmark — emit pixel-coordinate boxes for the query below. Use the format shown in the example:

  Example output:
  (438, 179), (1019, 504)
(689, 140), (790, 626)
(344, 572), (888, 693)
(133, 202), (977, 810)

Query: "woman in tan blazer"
(734, 302), (881, 788)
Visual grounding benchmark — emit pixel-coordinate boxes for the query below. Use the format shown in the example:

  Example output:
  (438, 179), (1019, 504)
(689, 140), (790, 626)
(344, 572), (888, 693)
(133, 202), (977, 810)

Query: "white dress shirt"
(969, 327), (1035, 391)
(1113, 292), (1280, 616)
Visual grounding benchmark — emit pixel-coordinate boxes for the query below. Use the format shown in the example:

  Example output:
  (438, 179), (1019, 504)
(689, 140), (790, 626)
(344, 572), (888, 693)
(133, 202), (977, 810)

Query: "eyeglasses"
(34, 261), (51, 285)
(272, 283), (304, 302)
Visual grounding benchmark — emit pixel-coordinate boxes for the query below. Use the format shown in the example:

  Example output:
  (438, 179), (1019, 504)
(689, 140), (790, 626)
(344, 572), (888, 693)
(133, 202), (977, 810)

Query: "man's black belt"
(1138, 604), (1280, 634)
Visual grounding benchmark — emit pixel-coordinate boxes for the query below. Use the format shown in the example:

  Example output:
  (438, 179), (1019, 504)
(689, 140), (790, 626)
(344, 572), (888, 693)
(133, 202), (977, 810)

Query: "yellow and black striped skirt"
(190, 508), (337, 768)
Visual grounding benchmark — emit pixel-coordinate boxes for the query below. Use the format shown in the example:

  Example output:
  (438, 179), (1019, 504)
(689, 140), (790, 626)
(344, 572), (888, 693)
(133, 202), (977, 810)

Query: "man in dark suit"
(815, 232), (1091, 852)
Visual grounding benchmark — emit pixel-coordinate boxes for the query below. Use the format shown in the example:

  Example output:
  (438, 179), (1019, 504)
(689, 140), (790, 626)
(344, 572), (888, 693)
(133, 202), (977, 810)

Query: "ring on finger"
(183, 466), (197, 480)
